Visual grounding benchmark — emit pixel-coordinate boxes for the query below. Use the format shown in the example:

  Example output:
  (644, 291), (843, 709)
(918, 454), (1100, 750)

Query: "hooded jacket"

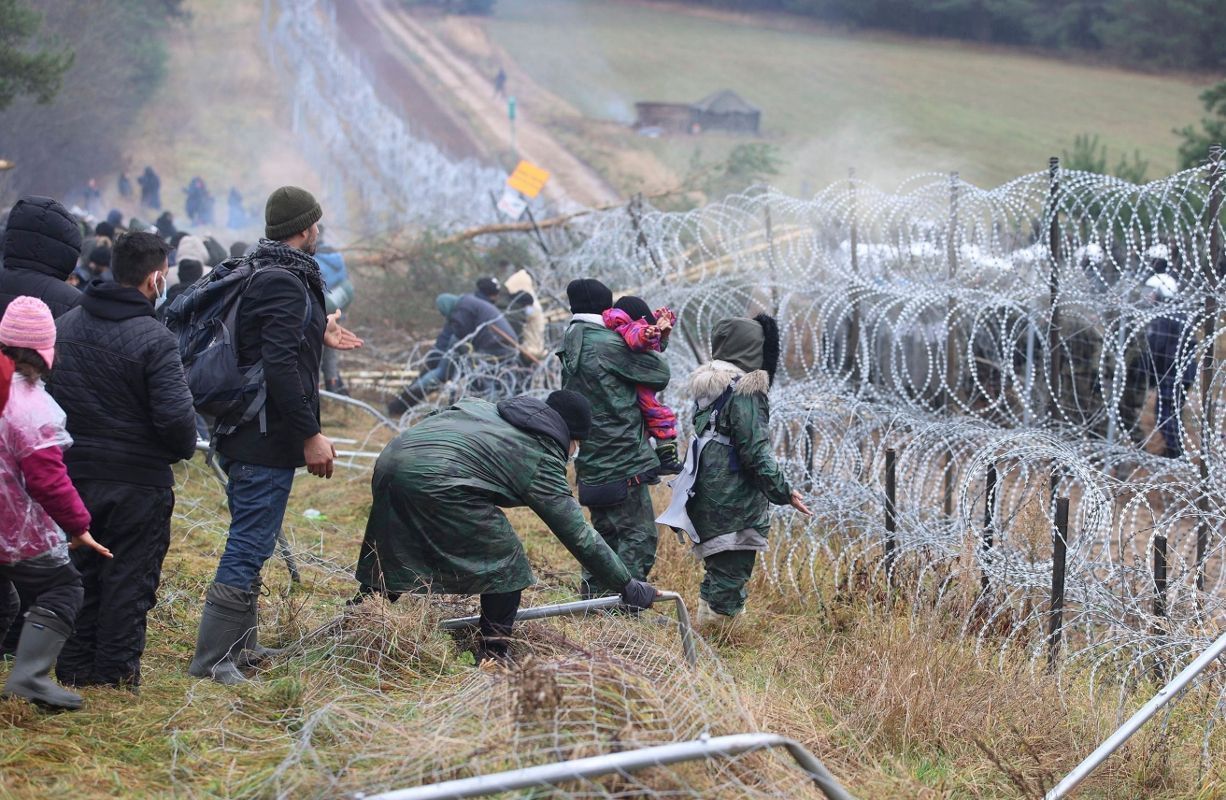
(557, 316), (670, 486)
(447, 293), (518, 358)
(685, 361), (791, 542)
(51, 280), (198, 488)
(355, 396), (632, 595)
(0, 196), (83, 318)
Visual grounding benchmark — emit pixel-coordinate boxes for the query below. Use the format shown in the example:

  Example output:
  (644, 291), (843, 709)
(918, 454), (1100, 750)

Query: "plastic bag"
(0, 377), (73, 563)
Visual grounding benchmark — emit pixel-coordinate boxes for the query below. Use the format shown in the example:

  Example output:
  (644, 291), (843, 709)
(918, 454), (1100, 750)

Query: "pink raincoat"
(0, 377), (77, 563)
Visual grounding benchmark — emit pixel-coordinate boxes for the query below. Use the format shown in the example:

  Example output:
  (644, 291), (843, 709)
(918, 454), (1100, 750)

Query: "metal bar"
(980, 463), (997, 594)
(1044, 629), (1226, 800)
(440, 591), (697, 667)
(354, 732), (857, 800)
(884, 448), (897, 585)
(1047, 496), (1070, 670)
(319, 389), (399, 431)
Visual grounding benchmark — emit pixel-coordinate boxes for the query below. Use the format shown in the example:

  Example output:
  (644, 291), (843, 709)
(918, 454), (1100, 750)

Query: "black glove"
(620, 579), (657, 610)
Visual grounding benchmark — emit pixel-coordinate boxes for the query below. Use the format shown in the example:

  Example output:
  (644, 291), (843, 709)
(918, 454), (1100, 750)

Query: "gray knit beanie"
(264, 186), (322, 240)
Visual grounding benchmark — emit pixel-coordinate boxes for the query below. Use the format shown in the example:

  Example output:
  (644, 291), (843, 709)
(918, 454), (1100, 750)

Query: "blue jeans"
(215, 458), (295, 590)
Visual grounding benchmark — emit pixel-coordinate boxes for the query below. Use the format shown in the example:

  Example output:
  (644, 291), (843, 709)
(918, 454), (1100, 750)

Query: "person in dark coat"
(138, 167), (161, 211)
(356, 391), (658, 660)
(387, 289), (519, 414)
(189, 186), (362, 685)
(0, 196), (83, 319)
(1142, 274), (1195, 459)
(155, 211), (177, 241)
(51, 232), (198, 688)
(118, 173), (132, 200)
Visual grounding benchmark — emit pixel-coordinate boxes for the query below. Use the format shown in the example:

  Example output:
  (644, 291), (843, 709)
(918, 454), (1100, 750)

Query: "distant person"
(0, 196), (83, 318)
(172, 235), (210, 285)
(69, 245), (111, 287)
(503, 268), (546, 362)
(138, 166), (161, 211)
(493, 67), (507, 98)
(227, 188), (246, 229)
(229, 241), (249, 259)
(315, 227), (355, 394)
(118, 172), (132, 200)
(156, 211), (178, 241)
(388, 286), (518, 414)
(0, 297), (112, 710)
(52, 232), (198, 689)
(354, 390), (657, 662)
(1142, 274), (1195, 459)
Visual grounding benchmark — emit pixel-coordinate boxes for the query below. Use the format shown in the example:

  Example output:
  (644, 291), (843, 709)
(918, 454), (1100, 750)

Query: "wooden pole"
(1047, 496), (1070, 671)
(980, 463), (997, 595)
(884, 448), (898, 586)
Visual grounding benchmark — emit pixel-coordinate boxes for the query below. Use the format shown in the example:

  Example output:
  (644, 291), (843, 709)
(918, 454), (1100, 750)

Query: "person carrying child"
(0, 297), (111, 710)
(601, 296), (683, 474)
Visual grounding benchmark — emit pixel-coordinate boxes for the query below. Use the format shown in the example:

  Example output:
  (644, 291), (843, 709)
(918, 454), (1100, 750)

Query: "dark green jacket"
(687, 364), (792, 540)
(355, 396), (632, 595)
(557, 316), (670, 485)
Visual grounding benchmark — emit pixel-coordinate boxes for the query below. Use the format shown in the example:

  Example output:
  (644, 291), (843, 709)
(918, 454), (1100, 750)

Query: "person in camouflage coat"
(354, 390), (657, 659)
(557, 279), (671, 593)
(676, 315), (810, 625)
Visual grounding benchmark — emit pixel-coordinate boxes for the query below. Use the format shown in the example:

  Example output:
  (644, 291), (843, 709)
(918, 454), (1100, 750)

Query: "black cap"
(613, 295), (655, 325)
(94, 221), (115, 239)
(476, 276), (501, 297)
(567, 278), (613, 314)
(177, 258), (204, 284)
(546, 390), (592, 441)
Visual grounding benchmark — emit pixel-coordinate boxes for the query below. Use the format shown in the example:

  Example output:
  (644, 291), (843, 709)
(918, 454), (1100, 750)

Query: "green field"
(484, 0), (1211, 193)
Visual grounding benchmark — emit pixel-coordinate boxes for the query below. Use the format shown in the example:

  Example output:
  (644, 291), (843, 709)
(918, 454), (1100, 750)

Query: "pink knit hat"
(0, 296), (56, 369)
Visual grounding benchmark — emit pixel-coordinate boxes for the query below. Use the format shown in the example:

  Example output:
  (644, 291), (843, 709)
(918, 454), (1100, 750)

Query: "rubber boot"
(656, 439), (683, 475)
(695, 598), (741, 637)
(235, 579), (285, 670)
(2, 607), (82, 710)
(188, 583), (251, 685)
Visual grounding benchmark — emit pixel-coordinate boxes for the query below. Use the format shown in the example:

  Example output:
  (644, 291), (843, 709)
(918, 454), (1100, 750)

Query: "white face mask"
(153, 272), (169, 310)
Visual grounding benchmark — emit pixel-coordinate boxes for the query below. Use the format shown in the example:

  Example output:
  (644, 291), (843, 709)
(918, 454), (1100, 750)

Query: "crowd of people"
(76, 166), (257, 233)
(0, 183), (813, 711)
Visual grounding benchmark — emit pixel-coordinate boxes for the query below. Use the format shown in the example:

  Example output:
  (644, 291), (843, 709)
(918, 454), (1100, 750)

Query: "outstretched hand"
(789, 490), (812, 517)
(324, 310), (364, 350)
(70, 531), (113, 558)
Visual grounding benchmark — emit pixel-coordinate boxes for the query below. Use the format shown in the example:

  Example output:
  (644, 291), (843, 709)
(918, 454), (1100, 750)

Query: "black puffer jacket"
(0, 196), (83, 318)
(214, 239), (327, 470)
(51, 280), (198, 487)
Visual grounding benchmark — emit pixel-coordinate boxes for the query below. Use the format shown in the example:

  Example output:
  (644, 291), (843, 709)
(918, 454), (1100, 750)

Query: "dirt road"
(362, 0), (621, 208)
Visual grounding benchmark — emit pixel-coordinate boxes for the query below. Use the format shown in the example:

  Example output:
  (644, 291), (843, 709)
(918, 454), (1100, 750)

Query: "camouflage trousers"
(582, 482), (659, 592)
(700, 550), (757, 617)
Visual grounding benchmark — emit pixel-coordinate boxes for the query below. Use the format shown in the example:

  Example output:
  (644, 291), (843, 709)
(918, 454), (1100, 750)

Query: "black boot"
(2, 607), (82, 710)
(656, 439), (683, 475)
(188, 583), (251, 685)
(387, 382), (426, 416)
(324, 377), (349, 396)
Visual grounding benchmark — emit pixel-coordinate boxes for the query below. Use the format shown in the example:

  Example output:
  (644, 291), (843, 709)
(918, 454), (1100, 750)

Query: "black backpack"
(164, 257), (306, 437)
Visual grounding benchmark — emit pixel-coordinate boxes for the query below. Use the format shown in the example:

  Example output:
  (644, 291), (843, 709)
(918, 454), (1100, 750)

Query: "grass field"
(478, 0), (1211, 194)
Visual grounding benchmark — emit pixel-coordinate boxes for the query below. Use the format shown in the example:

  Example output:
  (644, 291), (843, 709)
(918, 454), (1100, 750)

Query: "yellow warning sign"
(507, 160), (550, 198)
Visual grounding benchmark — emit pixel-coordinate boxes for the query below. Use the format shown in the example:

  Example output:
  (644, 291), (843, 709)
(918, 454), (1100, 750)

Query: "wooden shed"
(633, 90), (760, 135)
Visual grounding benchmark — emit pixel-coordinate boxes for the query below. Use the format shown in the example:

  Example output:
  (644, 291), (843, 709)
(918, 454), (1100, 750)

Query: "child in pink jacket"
(0, 297), (110, 710)
(602, 295), (682, 474)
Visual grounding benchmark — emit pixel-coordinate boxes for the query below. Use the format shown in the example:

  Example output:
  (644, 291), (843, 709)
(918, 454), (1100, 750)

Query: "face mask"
(153, 273), (169, 310)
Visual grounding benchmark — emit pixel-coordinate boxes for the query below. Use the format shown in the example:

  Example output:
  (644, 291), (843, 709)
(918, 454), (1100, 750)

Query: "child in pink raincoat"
(0, 297), (110, 710)
(602, 295), (682, 474)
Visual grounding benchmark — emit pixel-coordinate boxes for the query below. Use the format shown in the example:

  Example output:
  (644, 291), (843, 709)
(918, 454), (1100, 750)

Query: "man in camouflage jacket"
(354, 390), (657, 659)
(557, 279), (671, 592)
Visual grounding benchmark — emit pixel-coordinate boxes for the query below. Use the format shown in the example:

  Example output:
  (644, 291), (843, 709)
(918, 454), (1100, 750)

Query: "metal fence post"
(1047, 157), (1063, 424)
(1197, 143), (1224, 592)
(1047, 496), (1070, 670)
(980, 463), (997, 595)
(884, 448), (897, 586)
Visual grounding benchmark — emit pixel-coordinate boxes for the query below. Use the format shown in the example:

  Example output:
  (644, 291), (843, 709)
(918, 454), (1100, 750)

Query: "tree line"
(668, 0), (1226, 72)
